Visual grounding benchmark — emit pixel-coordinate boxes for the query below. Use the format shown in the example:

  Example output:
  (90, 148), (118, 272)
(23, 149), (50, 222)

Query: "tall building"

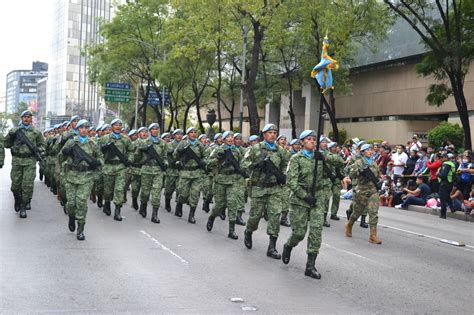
(37, 77), (48, 130)
(5, 62), (48, 114)
(47, 0), (113, 125)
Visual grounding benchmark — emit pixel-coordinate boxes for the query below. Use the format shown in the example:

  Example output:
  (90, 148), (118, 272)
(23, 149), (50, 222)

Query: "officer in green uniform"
(242, 123), (287, 260)
(327, 141), (345, 221)
(4, 110), (45, 218)
(281, 130), (325, 279)
(277, 135), (292, 227)
(135, 123), (168, 223)
(174, 127), (207, 223)
(60, 119), (102, 240)
(206, 131), (248, 239)
(234, 133), (247, 225)
(345, 143), (382, 244)
(100, 119), (133, 221)
(164, 129), (183, 212)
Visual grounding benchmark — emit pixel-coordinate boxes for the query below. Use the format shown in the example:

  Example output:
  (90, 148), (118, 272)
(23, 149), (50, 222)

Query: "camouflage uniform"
(279, 148), (292, 226)
(201, 144), (215, 212)
(134, 136), (168, 223)
(4, 124), (45, 217)
(235, 145), (247, 225)
(128, 137), (143, 209)
(0, 134), (5, 168)
(164, 139), (181, 209)
(327, 151), (345, 218)
(44, 133), (58, 194)
(319, 149), (334, 227)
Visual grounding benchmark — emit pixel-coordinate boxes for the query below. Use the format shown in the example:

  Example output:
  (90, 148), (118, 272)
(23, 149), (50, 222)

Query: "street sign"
(105, 89), (131, 96)
(105, 96), (130, 103)
(105, 82), (131, 90)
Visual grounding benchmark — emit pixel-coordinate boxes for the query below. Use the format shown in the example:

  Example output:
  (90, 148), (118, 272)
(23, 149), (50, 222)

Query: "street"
(1, 152), (473, 314)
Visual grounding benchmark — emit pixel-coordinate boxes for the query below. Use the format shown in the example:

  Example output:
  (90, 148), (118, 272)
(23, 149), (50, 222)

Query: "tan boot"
(345, 218), (356, 237)
(369, 226), (382, 244)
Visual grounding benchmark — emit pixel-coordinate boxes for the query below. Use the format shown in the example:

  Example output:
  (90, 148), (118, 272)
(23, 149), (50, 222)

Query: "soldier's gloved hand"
(252, 159), (265, 170)
(62, 146), (73, 156)
(315, 151), (325, 161)
(303, 195), (316, 206)
(90, 160), (101, 170)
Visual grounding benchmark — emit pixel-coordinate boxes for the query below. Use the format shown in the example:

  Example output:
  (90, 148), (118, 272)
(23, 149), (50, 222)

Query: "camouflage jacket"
(134, 137), (168, 175)
(4, 124), (45, 166)
(166, 140), (181, 176)
(349, 157), (380, 195)
(0, 134), (4, 167)
(59, 136), (102, 184)
(99, 132), (133, 175)
(242, 142), (287, 188)
(208, 144), (244, 184)
(174, 139), (206, 179)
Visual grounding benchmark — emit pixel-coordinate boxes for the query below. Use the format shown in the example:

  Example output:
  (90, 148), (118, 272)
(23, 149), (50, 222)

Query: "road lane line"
(140, 230), (189, 264)
(321, 243), (392, 268)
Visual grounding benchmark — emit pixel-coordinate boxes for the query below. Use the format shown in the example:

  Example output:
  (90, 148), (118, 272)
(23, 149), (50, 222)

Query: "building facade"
(36, 77), (48, 130)
(47, 0), (112, 126)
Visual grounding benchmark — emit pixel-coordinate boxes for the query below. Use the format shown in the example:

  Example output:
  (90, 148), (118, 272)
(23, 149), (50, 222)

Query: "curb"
(404, 205), (474, 222)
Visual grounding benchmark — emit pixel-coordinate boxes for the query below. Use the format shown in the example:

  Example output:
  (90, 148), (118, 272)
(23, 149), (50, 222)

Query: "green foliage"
(328, 128), (347, 144)
(366, 139), (385, 145)
(428, 122), (464, 148)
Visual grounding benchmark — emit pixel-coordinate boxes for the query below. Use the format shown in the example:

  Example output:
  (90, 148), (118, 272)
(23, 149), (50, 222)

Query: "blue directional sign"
(105, 82), (131, 90)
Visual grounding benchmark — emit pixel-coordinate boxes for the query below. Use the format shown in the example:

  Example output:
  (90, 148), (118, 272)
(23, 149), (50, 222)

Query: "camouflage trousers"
(280, 186), (291, 215)
(350, 189), (379, 226)
(211, 181), (240, 221)
(103, 169), (126, 206)
(10, 163), (36, 204)
(320, 186), (332, 214)
(349, 190), (368, 215)
(246, 186), (282, 237)
(202, 175), (213, 202)
(130, 174), (141, 199)
(65, 179), (94, 224)
(330, 182), (342, 215)
(177, 177), (202, 207)
(164, 174), (179, 200)
(285, 196), (324, 254)
(95, 171), (104, 196)
(236, 178), (246, 214)
(140, 173), (164, 208)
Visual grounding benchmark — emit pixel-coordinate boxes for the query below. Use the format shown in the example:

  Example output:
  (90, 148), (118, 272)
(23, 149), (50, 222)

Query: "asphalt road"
(1, 152), (473, 314)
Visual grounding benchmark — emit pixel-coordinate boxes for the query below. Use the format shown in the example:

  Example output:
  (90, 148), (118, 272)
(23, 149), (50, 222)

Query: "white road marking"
(140, 230), (189, 264)
(321, 243), (392, 268)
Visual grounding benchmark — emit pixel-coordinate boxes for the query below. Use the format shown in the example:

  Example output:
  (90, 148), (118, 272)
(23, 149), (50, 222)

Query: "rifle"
(70, 143), (101, 169)
(323, 162), (336, 183)
(182, 145), (208, 174)
(143, 144), (167, 172)
(361, 166), (382, 190)
(15, 129), (44, 164)
(102, 142), (132, 167)
(220, 149), (249, 178)
(262, 156), (286, 185)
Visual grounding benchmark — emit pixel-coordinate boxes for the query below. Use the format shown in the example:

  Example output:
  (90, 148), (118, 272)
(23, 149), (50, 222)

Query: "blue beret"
(111, 118), (122, 126)
(53, 124), (60, 129)
(262, 123), (277, 133)
(161, 132), (170, 138)
(70, 115), (80, 123)
(101, 124), (111, 130)
(234, 133), (242, 139)
(137, 127), (147, 133)
(148, 123), (160, 130)
(21, 110), (33, 117)
(128, 129), (137, 136)
(299, 130), (316, 140)
(76, 119), (90, 129)
(360, 143), (372, 152)
(198, 134), (207, 140)
(186, 127), (196, 134)
(328, 142), (337, 149)
(222, 131), (233, 140)
(277, 135), (286, 141)
(290, 139), (299, 146)
(319, 136), (328, 143)
(214, 133), (222, 141)
(248, 135), (258, 142)
(172, 129), (183, 135)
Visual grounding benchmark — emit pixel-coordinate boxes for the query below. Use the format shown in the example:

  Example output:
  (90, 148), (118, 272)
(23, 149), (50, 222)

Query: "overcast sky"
(0, 0), (54, 97)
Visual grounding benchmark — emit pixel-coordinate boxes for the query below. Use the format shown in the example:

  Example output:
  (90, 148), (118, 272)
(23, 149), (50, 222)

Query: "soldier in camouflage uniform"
(234, 133), (247, 225)
(134, 123), (168, 223)
(200, 134), (213, 212)
(242, 124), (287, 260)
(100, 119), (133, 221)
(60, 119), (102, 240)
(345, 143), (383, 244)
(277, 135), (291, 227)
(318, 137), (334, 228)
(4, 110), (45, 218)
(164, 129), (183, 212)
(174, 127), (207, 224)
(281, 130), (326, 279)
(95, 124), (112, 208)
(206, 131), (248, 239)
(0, 132), (4, 168)
(45, 125), (60, 195)
(327, 142), (345, 221)
(125, 129), (139, 210)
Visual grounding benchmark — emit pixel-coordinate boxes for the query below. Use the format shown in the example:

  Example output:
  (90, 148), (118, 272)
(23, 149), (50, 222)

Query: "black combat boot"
(346, 209), (352, 220)
(228, 221), (238, 240)
(132, 197), (139, 211)
(280, 212), (290, 227)
(39, 171), (43, 181)
(263, 209), (268, 221)
(97, 195), (103, 208)
(77, 223), (85, 241)
(13, 193), (21, 212)
(175, 202), (183, 217)
(139, 202), (147, 218)
(267, 236), (282, 259)
(330, 214), (340, 220)
(304, 253), (321, 279)
(202, 199), (210, 213)
(219, 209), (226, 221)
(52, 183), (57, 195)
(19, 204), (27, 219)
(45, 176), (50, 187)
(188, 206), (196, 224)
(360, 215), (369, 228)
(244, 230), (253, 249)
(103, 201), (111, 216)
(323, 213), (331, 227)
(165, 198), (172, 212)
(206, 215), (216, 231)
(114, 204), (123, 221)
(68, 215), (76, 232)
(151, 207), (160, 224)
(25, 202), (31, 210)
(236, 212), (246, 226)
(282, 243), (293, 264)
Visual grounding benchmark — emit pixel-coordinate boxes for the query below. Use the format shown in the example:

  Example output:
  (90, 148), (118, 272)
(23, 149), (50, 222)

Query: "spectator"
(413, 148), (428, 176)
(404, 149), (419, 175)
(409, 134), (422, 152)
(426, 153), (442, 193)
(438, 153), (457, 219)
(450, 185), (464, 212)
(377, 146), (391, 175)
(393, 179), (416, 206)
(395, 176), (431, 209)
(463, 188), (474, 215)
(390, 145), (408, 183)
(457, 151), (473, 198)
(379, 177), (394, 207)
(373, 143), (382, 161)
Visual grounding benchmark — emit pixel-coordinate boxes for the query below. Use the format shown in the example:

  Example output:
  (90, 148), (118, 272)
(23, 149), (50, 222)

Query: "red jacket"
(426, 159), (442, 180)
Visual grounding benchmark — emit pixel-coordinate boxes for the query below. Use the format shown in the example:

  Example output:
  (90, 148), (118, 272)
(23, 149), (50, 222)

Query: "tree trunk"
(141, 84), (150, 127)
(326, 90), (340, 143)
(183, 102), (192, 131)
(216, 25), (223, 132)
(286, 77), (297, 139)
(450, 73), (472, 150)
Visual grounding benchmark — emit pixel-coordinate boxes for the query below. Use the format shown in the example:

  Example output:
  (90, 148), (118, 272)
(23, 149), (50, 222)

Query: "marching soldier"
(100, 119), (133, 221)
(248, 135), (259, 146)
(345, 143), (383, 244)
(174, 127), (207, 224)
(318, 137), (334, 228)
(234, 133), (247, 225)
(134, 123), (168, 223)
(201, 134), (213, 212)
(327, 142), (345, 221)
(0, 132), (4, 168)
(242, 123), (287, 260)
(125, 129), (139, 210)
(4, 110), (45, 218)
(60, 119), (102, 240)
(206, 131), (248, 239)
(289, 139), (300, 155)
(95, 124), (112, 208)
(281, 130), (325, 279)
(164, 129), (183, 212)
(277, 135), (292, 227)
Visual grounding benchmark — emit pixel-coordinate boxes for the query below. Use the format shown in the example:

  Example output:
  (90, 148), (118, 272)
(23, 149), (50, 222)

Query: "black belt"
(12, 152), (33, 158)
(105, 160), (122, 165)
(66, 164), (92, 172)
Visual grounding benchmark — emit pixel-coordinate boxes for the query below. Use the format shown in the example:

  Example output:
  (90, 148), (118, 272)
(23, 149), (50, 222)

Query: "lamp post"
(206, 108), (216, 140)
(239, 26), (249, 133)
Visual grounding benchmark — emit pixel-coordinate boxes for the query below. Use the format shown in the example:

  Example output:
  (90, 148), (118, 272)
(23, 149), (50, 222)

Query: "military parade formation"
(0, 110), (384, 280)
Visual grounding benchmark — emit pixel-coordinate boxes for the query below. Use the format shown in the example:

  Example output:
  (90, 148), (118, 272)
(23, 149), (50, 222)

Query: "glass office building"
(47, 0), (112, 124)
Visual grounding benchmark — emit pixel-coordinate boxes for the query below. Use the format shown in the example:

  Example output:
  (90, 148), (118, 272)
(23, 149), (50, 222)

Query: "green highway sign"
(105, 96), (130, 103)
(105, 89), (130, 96)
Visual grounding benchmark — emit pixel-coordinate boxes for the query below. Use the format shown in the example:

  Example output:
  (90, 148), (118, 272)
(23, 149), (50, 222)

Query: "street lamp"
(239, 26), (249, 133)
(206, 108), (216, 140)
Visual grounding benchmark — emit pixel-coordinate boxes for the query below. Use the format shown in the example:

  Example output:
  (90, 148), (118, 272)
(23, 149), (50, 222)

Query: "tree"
(385, 0), (474, 150)
(428, 121), (464, 148)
